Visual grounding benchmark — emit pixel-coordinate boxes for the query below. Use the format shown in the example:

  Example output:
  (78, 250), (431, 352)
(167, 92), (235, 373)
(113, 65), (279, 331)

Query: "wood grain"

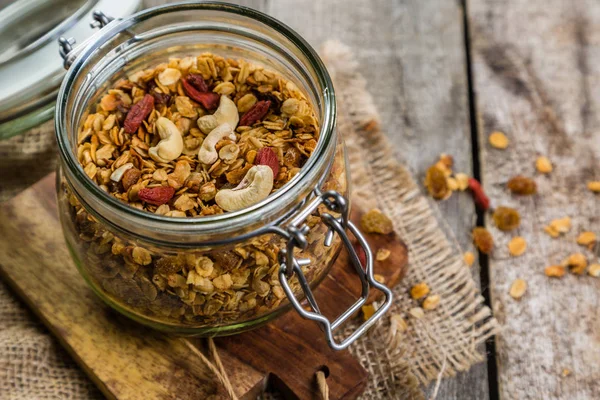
(468, 0), (600, 398)
(141, 0), (488, 398)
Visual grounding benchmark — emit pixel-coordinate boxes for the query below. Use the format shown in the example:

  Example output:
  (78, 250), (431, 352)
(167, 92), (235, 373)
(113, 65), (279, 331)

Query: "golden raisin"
(508, 237), (527, 256)
(463, 251), (475, 267)
(489, 131), (509, 149)
(361, 209), (394, 234)
(587, 181), (600, 193)
(472, 227), (494, 254)
(492, 206), (521, 231)
(507, 176), (537, 195)
(410, 282), (430, 300)
(509, 279), (527, 299)
(424, 165), (450, 200)
(536, 156), (553, 174)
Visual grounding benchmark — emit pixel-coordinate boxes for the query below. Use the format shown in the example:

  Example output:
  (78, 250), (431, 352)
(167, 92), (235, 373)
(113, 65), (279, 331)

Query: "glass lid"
(0, 0), (140, 138)
(0, 0), (94, 65)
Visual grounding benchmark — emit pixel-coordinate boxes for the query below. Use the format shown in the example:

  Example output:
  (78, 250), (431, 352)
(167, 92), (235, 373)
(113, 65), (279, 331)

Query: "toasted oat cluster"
(76, 52), (319, 217)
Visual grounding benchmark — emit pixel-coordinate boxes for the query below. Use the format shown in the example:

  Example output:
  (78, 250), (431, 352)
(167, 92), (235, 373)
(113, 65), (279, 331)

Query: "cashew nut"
(110, 162), (134, 182)
(149, 117), (184, 163)
(198, 123), (236, 164)
(197, 95), (239, 134)
(214, 165), (274, 211)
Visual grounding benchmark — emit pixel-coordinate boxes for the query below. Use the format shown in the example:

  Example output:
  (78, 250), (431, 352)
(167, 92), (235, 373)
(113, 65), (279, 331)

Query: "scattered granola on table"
(508, 237), (527, 257)
(472, 227), (494, 254)
(360, 209), (394, 235)
(63, 52), (346, 327)
(563, 253), (587, 275)
(463, 251), (475, 267)
(488, 131), (509, 149)
(545, 265), (566, 278)
(423, 154), (471, 201)
(507, 175), (536, 195)
(509, 278), (527, 300)
(544, 217), (572, 238)
(588, 264), (600, 278)
(410, 282), (430, 300)
(492, 206), (521, 232)
(587, 181), (600, 193)
(535, 156), (553, 174)
(576, 231), (596, 248)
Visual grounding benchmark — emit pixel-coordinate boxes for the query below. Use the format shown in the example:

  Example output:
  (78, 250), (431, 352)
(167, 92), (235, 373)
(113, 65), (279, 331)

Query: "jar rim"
(55, 1), (336, 239)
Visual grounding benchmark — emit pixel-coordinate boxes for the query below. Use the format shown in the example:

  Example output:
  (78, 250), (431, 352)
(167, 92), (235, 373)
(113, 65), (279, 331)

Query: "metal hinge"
(277, 190), (393, 351)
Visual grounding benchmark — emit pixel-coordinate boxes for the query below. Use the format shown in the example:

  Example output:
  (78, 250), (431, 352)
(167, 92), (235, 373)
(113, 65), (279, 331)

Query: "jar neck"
(56, 2), (337, 247)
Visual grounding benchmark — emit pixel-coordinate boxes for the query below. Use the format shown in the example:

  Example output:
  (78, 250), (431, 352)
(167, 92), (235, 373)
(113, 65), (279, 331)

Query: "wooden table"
(0, 0), (585, 398)
(141, 1), (600, 398)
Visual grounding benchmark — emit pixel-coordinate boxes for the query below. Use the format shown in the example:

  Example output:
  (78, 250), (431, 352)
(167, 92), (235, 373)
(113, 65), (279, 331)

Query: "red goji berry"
(468, 177), (490, 211)
(138, 186), (175, 206)
(123, 94), (154, 133)
(254, 147), (279, 177)
(186, 73), (209, 92)
(182, 78), (219, 110)
(239, 100), (271, 126)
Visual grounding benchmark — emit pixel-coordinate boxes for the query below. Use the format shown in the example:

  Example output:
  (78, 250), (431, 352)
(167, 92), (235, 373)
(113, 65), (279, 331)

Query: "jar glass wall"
(55, 3), (349, 335)
(57, 137), (346, 335)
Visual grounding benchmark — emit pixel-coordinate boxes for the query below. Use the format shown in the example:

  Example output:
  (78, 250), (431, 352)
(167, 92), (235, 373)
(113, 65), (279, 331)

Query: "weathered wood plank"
(469, 0), (600, 398)
(148, 0), (487, 398)
(264, 1), (487, 399)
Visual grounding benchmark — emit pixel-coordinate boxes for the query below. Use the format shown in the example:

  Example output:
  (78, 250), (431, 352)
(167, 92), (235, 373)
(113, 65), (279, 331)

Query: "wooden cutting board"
(0, 174), (408, 399)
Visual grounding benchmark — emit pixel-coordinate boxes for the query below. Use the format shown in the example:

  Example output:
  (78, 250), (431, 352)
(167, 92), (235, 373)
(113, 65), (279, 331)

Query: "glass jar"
(0, 0), (140, 201)
(55, 2), (391, 350)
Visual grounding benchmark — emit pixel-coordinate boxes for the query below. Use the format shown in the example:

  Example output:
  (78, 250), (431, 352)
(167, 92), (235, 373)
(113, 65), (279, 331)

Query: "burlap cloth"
(0, 41), (499, 399)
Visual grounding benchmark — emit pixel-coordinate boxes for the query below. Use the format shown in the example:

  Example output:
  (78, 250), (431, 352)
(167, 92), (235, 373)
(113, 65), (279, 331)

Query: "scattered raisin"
(424, 165), (449, 200)
(507, 176), (536, 195)
(472, 227), (494, 254)
(361, 209), (394, 235)
(492, 206), (521, 231)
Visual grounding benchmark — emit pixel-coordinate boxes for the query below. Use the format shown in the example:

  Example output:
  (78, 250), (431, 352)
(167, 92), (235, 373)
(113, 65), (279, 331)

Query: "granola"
(77, 53), (319, 216)
(62, 52), (348, 329)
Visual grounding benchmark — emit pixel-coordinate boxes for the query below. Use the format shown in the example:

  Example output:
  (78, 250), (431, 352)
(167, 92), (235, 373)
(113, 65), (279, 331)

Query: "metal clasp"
(58, 11), (115, 69)
(277, 191), (393, 351)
